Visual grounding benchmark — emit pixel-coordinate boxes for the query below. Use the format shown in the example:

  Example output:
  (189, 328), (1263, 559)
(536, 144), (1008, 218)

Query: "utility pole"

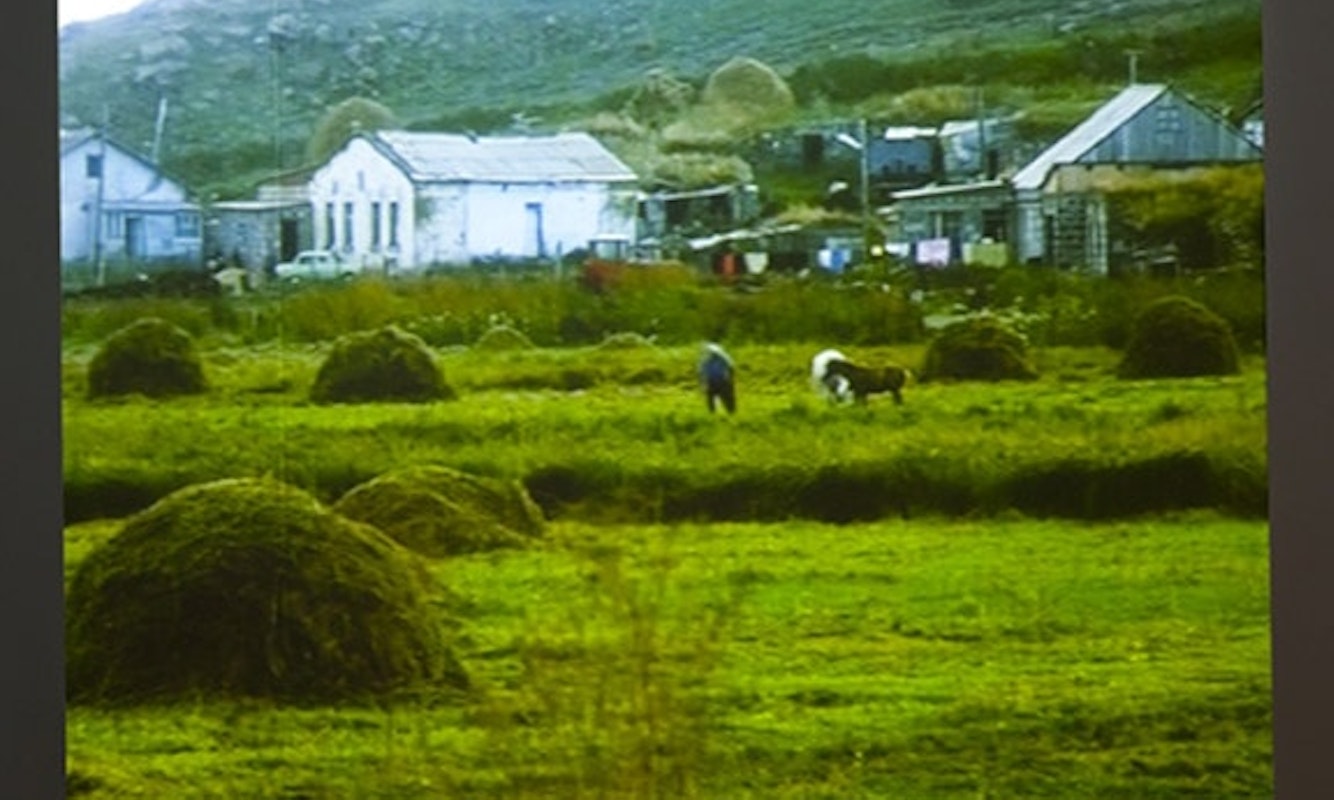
(151, 94), (169, 164)
(1125, 50), (1142, 86)
(858, 118), (871, 226)
(975, 86), (988, 180)
(93, 105), (109, 287)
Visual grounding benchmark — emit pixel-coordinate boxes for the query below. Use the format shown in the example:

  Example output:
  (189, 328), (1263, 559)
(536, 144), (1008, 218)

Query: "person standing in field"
(699, 342), (737, 414)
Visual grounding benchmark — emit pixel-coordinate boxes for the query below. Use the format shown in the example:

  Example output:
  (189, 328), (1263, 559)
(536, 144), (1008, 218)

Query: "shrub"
(86, 317), (207, 399)
(65, 478), (466, 704)
(920, 316), (1038, 382)
(334, 465), (546, 558)
(1118, 295), (1240, 379)
(310, 326), (454, 404)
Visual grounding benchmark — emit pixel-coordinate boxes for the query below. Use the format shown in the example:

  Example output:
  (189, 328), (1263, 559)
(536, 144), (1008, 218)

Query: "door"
(124, 216), (145, 261)
(524, 202), (545, 258)
(280, 218), (299, 263)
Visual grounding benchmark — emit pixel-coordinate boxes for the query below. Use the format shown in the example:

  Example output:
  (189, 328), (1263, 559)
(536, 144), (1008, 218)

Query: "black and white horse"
(811, 348), (911, 405)
(699, 343), (737, 414)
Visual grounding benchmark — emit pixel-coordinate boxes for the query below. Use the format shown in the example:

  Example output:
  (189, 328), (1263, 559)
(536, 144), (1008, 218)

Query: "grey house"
(1011, 83), (1262, 271)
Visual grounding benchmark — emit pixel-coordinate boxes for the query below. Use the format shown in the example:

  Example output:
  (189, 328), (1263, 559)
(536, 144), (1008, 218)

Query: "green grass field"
(62, 331), (1272, 797)
(66, 515), (1271, 798)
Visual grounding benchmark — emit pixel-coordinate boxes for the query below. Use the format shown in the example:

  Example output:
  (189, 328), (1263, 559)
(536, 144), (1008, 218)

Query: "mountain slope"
(58, 0), (1260, 196)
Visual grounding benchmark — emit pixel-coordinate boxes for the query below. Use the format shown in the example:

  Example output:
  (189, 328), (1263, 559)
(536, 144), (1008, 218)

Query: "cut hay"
(65, 478), (467, 705)
(596, 332), (659, 350)
(335, 466), (546, 558)
(921, 316), (1038, 382)
(311, 325), (455, 404)
(474, 324), (536, 352)
(86, 317), (207, 399)
(1118, 295), (1240, 379)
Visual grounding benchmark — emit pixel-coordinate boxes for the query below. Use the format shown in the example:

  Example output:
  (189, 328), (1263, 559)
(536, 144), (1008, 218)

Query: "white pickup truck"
(273, 250), (359, 282)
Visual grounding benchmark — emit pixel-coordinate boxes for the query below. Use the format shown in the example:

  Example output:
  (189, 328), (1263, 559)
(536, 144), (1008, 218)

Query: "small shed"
(637, 184), (760, 239)
(938, 116), (1017, 181)
(207, 199), (314, 281)
(889, 179), (1013, 267)
(867, 126), (940, 191)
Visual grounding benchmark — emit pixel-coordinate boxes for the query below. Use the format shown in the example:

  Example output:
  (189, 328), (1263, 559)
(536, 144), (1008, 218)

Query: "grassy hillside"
(58, 0), (1261, 198)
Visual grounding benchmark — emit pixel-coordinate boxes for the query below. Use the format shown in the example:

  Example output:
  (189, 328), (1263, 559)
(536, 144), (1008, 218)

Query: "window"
(85, 154), (102, 179)
(103, 212), (123, 238)
(342, 202), (354, 250)
(388, 202), (400, 248)
(370, 202), (382, 250)
(175, 212), (200, 238)
(1154, 103), (1183, 148)
(324, 203), (336, 248)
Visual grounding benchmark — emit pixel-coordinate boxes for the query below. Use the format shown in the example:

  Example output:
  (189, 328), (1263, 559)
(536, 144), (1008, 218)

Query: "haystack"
(921, 316), (1038, 382)
(474, 324), (536, 351)
(596, 332), (658, 350)
(86, 317), (207, 399)
(335, 466), (546, 558)
(66, 478), (467, 705)
(701, 57), (796, 113)
(311, 326), (455, 403)
(1118, 296), (1240, 379)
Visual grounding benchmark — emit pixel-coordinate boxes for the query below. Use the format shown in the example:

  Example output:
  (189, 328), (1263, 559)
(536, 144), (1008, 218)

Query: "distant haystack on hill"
(702, 56), (796, 114)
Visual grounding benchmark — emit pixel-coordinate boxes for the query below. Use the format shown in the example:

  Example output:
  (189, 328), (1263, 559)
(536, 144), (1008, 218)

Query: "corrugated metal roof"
(882, 126), (937, 140)
(891, 179), (1009, 201)
(369, 131), (638, 184)
(60, 127), (97, 154)
(1011, 84), (1167, 191)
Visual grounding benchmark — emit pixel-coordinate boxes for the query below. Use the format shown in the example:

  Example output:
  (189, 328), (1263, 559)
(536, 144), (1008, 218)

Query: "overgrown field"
(62, 340), (1267, 524)
(62, 274), (1271, 797)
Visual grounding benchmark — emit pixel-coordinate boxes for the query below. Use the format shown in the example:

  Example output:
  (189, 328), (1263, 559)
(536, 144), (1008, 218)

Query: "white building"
(59, 129), (202, 274)
(307, 131), (640, 270)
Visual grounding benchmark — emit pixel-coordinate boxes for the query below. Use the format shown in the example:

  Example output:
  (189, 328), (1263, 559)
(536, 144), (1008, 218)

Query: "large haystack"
(66, 478), (467, 705)
(335, 466), (546, 558)
(701, 57), (796, 114)
(921, 316), (1038, 382)
(311, 326), (455, 404)
(86, 317), (207, 399)
(1118, 296), (1240, 379)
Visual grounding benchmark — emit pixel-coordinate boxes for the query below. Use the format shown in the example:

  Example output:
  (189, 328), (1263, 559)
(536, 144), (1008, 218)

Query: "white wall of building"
(308, 138), (416, 271)
(310, 137), (639, 270)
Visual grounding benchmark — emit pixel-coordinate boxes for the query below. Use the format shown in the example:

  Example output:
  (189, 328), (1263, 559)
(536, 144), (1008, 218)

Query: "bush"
(334, 465), (546, 557)
(66, 478), (467, 704)
(920, 316), (1038, 382)
(1118, 296), (1240, 379)
(310, 326), (455, 404)
(86, 317), (207, 399)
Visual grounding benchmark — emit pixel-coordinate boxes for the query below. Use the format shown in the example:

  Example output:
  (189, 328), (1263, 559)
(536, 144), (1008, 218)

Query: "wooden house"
(307, 131), (640, 270)
(59, 128), (202, 279)
(1011, 83), (1262, 271)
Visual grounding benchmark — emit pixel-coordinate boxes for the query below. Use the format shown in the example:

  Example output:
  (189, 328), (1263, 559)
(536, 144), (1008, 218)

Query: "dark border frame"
(7, 1), (1330, 797)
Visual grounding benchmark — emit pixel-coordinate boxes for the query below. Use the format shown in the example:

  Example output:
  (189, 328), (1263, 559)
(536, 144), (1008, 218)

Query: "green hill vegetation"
(58, 0), (1261, 199)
